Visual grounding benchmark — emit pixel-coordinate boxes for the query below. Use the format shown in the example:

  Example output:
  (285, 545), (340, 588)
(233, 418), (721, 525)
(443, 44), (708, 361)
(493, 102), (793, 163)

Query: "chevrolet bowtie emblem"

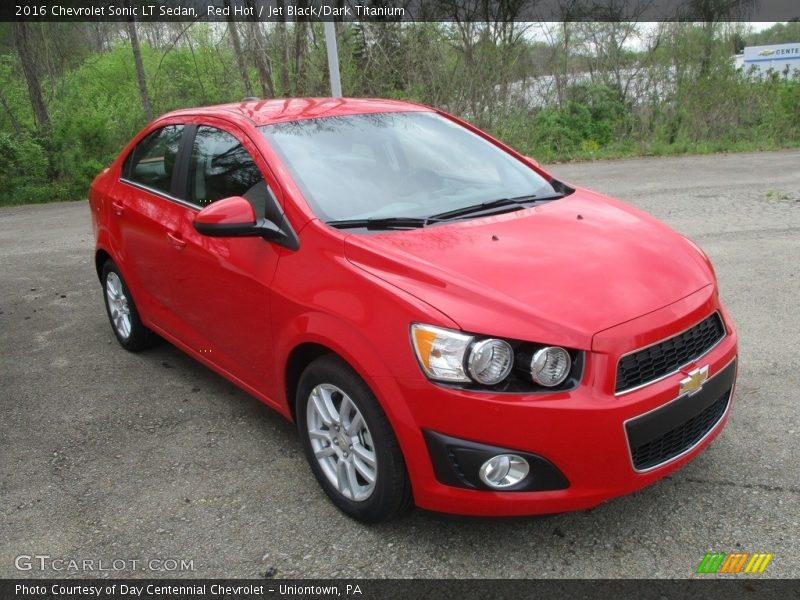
(680, 365), (709, 396)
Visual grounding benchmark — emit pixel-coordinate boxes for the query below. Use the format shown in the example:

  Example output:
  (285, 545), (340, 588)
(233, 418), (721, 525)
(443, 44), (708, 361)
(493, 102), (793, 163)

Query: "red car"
(89, 98), (738, 522)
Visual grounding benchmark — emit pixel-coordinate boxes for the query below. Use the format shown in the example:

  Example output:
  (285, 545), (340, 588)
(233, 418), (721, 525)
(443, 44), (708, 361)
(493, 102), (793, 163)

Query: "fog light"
(478, 454), (530, 489)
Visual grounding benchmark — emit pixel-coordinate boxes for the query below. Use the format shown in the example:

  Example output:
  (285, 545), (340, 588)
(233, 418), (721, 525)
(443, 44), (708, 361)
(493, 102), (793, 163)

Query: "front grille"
(616, 312), (725, 393)
(629, 388), (731, 470)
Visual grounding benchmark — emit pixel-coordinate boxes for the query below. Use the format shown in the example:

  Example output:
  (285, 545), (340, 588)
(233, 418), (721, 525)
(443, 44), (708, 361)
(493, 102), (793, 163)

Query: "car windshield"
(259, 111), (562, 224)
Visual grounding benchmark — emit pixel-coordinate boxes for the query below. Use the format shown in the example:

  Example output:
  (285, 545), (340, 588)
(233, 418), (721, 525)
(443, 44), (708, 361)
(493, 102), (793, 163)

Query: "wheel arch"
(277, 312), (401, 424)
(95, 248), (113, 281)
(284, 341), (334, 423)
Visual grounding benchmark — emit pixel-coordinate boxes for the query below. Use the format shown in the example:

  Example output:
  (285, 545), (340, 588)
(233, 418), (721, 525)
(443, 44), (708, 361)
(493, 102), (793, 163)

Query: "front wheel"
(296, 355), (412, 522)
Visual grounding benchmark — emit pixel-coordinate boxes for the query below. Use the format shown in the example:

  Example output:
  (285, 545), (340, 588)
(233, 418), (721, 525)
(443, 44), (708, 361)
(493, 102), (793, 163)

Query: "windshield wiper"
(327, 194), (566, 230)
(326, 216), (431, 230)
(428, 194), (549, 221)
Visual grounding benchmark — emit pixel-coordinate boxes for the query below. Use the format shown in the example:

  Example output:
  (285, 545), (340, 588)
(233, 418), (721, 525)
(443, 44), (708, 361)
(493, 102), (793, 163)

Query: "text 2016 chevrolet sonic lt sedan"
(90, 98), (738, 522)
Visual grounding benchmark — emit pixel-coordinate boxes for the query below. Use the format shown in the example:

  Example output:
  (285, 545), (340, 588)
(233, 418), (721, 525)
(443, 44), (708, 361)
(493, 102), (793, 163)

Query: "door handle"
(167, 231), (186, 249)
(111, 201), (125, 216)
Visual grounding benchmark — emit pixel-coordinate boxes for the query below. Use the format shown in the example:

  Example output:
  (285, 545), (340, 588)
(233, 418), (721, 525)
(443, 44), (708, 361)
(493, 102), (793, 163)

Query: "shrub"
(0, 132), (56, 204)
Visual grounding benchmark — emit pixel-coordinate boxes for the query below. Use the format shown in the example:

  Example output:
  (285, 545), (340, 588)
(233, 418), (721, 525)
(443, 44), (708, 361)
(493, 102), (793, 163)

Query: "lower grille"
(630, 389), (730, 471)
(625, 358), (736, 472)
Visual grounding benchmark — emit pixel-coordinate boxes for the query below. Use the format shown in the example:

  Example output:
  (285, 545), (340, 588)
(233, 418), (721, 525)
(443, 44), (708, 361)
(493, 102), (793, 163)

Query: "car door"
(113, 123), (190, 333)
(166, 123), (283, 392)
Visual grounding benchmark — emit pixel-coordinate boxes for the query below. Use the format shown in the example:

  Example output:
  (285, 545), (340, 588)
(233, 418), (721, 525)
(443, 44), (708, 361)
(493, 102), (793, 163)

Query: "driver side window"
(188, 126), (267, 216)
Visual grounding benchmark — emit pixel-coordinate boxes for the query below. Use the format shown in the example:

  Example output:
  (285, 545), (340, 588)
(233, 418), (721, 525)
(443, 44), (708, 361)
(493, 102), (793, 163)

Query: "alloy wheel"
(105, 271), (132, 339)
(305, 383), (378, 502)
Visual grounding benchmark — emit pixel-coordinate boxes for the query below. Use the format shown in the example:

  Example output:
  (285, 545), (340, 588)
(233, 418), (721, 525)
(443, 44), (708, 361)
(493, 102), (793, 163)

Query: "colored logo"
(679, 365), (709, 396)
(758, 50), (776, 56)
(696, 552), (773, 574)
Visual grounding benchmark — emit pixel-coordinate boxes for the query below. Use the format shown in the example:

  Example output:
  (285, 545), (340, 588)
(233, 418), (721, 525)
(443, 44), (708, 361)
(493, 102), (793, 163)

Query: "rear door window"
(123, 125), (185, 195)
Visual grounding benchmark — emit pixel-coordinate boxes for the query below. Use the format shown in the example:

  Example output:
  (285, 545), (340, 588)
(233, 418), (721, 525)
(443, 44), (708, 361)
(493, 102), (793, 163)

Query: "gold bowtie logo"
(680, 365), (709, 396)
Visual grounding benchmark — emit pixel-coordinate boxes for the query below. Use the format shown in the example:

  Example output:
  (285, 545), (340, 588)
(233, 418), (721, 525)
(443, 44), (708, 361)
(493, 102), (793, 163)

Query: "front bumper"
(371, 287), (738, 516)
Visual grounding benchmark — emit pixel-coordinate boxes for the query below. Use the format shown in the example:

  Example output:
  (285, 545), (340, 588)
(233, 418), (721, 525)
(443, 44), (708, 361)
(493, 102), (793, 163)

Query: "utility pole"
(323, 21), (342, 97)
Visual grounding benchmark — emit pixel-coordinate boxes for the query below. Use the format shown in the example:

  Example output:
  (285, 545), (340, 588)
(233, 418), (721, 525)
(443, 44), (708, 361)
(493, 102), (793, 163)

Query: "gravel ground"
(1, 150), (798, 579)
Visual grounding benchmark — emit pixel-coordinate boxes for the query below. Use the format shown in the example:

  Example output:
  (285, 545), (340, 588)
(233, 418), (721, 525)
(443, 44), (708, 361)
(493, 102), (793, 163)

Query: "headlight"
(411, 324), (577, 390)
(467, 338), (513, 385)
(410, 324), (473, 382)
(529, 346), (571, 387)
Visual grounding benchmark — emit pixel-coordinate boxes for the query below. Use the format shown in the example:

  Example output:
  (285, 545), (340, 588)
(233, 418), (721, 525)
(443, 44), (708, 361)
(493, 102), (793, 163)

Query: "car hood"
(343, 189), (714, 349)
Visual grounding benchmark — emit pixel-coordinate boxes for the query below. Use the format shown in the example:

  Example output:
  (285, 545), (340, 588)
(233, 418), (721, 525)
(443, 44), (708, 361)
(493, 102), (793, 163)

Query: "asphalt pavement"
(1, 150), (798, 578)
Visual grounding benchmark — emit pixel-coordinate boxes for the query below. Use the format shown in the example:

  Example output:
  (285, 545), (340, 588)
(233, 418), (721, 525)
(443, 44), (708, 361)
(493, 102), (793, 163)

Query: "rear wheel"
(296, 355), (412, 522)
(101, 260), (159, 352)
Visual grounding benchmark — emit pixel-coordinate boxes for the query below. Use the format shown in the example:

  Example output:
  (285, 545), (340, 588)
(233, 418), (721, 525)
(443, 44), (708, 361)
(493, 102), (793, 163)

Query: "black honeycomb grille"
(616, 313), (725, 393)
(630, 388), (730, 470)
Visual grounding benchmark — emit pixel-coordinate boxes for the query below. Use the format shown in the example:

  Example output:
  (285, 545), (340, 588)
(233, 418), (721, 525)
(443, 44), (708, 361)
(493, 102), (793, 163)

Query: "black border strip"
(3, 0), (799, 23)
(2, 578), (799, 600)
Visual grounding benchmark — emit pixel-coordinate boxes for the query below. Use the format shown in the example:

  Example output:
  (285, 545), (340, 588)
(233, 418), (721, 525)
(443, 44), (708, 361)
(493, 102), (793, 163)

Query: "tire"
(101, 260), (159, 352)
(296, 354), (412, 523)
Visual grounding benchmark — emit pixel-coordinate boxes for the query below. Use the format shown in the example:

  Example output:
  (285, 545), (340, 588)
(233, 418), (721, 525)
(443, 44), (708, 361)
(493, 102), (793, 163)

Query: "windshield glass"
(260, 111), (561, 223)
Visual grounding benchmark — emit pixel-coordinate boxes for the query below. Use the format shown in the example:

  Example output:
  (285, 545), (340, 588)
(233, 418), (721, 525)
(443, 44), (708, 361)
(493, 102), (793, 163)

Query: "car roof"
(161, 97), (434, 127)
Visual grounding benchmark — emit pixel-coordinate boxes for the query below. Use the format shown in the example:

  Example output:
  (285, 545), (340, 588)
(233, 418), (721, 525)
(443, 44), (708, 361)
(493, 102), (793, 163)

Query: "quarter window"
(188, 126), (266, 214)
(123, 125), (184, 195)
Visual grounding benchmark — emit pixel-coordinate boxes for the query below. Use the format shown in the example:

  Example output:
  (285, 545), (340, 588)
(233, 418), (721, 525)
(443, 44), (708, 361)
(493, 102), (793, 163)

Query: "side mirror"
(524, 155), (541, 168)
(193, 196), (298, 250)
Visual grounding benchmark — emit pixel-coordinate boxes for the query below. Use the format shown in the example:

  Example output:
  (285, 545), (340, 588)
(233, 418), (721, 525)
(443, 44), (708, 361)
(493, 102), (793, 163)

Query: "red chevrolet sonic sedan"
(89, 98), (738, 522)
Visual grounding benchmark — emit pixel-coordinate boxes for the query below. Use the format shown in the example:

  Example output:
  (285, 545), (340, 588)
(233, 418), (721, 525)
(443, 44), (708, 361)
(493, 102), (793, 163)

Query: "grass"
(765, 190), (797, 202)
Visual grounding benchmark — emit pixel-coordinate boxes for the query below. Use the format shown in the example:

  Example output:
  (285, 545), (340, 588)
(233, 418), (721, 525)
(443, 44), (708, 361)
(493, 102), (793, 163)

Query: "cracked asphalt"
(1, 150), (798, 579)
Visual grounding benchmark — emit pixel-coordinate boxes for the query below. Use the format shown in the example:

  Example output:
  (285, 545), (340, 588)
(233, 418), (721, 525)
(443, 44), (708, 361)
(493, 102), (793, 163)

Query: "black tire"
(296, 354), (412, 523)
(101, 260), (159, 352)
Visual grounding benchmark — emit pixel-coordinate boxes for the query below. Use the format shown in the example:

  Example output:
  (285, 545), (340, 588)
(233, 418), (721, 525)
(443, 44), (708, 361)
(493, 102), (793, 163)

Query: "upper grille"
(629, 388), (730, 471)
(616, 312), (725, 393)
